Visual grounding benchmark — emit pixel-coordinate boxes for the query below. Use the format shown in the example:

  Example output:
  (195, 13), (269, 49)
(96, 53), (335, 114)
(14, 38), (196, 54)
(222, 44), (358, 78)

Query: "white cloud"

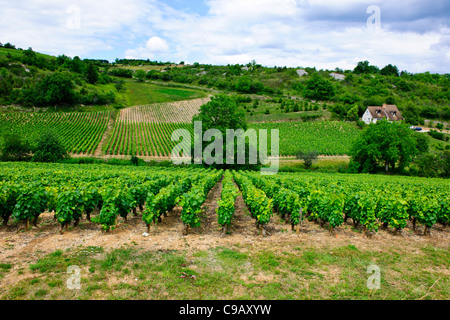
(125, 36), (170, 59)
(129, 0), (449, 73)
(146, 37), (169, 53)
(0, 0), (150, 57)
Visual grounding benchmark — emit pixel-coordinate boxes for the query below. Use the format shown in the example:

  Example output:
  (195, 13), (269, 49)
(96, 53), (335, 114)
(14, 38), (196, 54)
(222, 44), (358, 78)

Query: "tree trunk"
(221, 225), (228, 236)
(133, 208), (137, 216)
(182, 224), (189, 236)
(364, 226), (374, 238)
(423, 226), (431, 236)
(319, 218), (325, 227)
(25, 219), (30, 231)
(139, 204), (144, 212)
(412, 217), (416, 231)
(2, 216), (9, 226)
(260, 224), (267, 236)
(329, 226), (336, 236)
(146, 223), (150, 233)
(86, 213), (91, 222)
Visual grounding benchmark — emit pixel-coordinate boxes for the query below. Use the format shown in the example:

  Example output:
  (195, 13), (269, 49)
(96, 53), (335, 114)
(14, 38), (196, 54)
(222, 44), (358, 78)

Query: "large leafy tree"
(349, 120), (418, 173)
(192, 94), (260, 169)
(193, 94), (247, 134)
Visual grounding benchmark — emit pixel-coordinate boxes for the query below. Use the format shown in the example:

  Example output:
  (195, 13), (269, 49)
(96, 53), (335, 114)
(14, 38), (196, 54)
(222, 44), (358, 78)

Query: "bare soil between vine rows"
(0, 180), (448, 292)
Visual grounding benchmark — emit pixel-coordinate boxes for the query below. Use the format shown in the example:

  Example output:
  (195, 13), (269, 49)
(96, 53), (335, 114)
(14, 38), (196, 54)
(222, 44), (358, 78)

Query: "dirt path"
(93, 114), (116, 156)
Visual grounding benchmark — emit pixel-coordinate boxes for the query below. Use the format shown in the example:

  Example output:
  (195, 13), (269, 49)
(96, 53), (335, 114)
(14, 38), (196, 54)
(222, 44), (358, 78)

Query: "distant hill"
(0, 43), (205, 110)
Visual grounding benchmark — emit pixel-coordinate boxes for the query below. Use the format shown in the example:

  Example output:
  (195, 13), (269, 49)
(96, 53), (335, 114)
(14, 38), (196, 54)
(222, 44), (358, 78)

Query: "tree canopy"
(349, 120), (418, 173)
(193, 94), (247, 135)
(0, 133), (32, 162)
(303, 74), (335, 101)
(31, 132), (69, 163)
(192, 94), (259, 169)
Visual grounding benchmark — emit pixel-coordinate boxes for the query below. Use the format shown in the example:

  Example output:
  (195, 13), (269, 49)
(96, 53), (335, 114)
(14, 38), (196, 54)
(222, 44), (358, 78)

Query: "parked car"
(414, 127), (422, 131)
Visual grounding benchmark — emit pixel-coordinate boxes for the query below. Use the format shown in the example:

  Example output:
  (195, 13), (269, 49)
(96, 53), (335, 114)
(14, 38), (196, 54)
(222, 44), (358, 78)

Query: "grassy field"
(278, 157), (350, 172)
(1, 240), (448, 300)
(0, 47), (56, 61)
(98, 80), (208, 107)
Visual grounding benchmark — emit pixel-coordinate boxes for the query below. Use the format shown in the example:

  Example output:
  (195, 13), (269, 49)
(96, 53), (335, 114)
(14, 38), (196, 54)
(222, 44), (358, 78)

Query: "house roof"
(366, 104), (403, 121)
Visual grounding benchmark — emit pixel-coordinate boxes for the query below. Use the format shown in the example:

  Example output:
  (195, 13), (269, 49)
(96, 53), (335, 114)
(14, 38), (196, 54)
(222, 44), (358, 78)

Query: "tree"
(416, 153), (441, 178)
(349, 120), (418, 173)
(414, 133), (429, 153)
(86, 63), (99, 84)
(115, 79), (126, 92)
(346, 105), (360, 121)
(32, 73), (77, 106)
(70, 56), (84, 73)
(3, 42), (16, 49)
(403, 102), (421, 125)
(22, 48), (37, 65)
(32, 132), (69, 163)
(353, 61), (379, 74)
(135, 70), (146, 82)
(303, 74), (335, 101)
(380, 64), (399, 77)
(192, 94), (259, 169)
(193, 94), (247, 134)
(296, 150), (319, 169)
(415, 151), (450, 178)
(130, 154), (139, 166)
(0, 133), (32, 162)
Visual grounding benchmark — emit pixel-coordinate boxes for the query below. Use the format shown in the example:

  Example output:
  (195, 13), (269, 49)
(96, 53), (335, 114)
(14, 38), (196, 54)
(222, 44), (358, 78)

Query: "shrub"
(32, 132), (69, 163)
(0, 133), (32, 162)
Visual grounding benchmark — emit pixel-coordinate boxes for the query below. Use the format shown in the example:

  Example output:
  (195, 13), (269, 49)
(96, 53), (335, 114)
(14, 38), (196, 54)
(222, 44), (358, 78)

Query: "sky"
(0, 0), (449, 73)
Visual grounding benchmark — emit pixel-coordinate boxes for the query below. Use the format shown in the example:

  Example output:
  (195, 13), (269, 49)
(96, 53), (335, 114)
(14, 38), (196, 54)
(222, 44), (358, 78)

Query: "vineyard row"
(0, 163), (448, 237)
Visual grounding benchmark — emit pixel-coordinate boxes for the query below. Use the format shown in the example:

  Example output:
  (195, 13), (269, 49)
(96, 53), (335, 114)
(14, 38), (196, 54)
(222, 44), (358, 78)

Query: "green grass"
(278, 157), (350, 173)
(101, 80), (207, 107)
(0, 47), (56, 61)
(247, 110), (326, 123)
(2, 243), (448, 300)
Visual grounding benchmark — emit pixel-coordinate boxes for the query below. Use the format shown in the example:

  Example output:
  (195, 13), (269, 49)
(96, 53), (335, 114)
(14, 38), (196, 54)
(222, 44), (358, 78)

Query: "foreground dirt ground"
(0, 180), (448, 296)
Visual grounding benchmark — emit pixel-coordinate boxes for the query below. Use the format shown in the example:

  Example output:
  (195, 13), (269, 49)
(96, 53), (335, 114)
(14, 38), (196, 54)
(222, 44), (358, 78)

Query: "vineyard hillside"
(0, 97), (362, 158)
